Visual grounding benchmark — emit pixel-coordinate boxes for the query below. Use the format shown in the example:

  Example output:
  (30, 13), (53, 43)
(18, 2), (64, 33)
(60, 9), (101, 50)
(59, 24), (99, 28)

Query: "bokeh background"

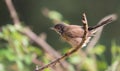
(0, 0), (120, 71)
(1, 0), (120, 47)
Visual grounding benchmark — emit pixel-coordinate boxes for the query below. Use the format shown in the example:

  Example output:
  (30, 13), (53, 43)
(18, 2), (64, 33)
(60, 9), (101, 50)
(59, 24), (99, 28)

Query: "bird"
(51, 14), (117, 47)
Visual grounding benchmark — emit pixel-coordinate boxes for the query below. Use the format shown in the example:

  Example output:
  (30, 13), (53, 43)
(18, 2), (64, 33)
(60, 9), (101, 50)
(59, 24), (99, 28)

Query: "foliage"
(0, 25), (42, 71)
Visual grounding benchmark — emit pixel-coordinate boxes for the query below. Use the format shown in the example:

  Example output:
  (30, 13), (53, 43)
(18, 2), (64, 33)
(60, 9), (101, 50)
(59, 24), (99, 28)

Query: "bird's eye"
(54, 24), (64, 34)
(57, 27), (61, 30)
(54, 25), (60, 30)
(54, 24), (64, 31)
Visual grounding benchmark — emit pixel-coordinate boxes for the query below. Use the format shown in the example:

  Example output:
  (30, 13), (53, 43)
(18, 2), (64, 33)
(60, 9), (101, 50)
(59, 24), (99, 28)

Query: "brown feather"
(63, 25), (91, 38)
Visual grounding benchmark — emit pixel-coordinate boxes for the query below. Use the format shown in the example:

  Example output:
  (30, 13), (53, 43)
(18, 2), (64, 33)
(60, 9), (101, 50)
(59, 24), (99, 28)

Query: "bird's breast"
(62, 35), (91, 47)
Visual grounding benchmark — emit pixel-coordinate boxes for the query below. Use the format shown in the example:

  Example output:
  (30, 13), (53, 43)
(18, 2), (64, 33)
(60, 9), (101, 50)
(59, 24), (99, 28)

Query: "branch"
(85, 14), (117, 53)
(5, 0), (20, 26)
(5, 0), (70, 70)
(21, 27), (70, 70)
(37, 13), (89, 71)
(85, 27), (103, 53)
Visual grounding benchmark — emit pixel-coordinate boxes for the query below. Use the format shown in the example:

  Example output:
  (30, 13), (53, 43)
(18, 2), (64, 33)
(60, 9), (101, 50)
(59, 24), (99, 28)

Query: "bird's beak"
(50, 27), (55, 30)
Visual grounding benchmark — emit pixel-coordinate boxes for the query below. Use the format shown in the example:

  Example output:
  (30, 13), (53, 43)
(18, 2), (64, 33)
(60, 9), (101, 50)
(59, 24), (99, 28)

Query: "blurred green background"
(0, 0), (120, 47)
(0, 0), (120, 71)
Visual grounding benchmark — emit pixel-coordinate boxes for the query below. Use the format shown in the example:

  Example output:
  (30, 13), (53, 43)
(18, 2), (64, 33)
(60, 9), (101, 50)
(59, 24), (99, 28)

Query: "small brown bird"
(51, 14), (117, 47)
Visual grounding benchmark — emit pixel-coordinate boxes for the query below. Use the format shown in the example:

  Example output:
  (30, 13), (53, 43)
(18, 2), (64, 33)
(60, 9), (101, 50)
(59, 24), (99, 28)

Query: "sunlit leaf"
(69, 54), (81, 64)
(0, 63), (5, 71)
(48, 11), (63, 21)
(16, 60), (24, 70)
(92, 45), (105, 55)
(97, 61), (107, 71)
(24, 55), (32, 65)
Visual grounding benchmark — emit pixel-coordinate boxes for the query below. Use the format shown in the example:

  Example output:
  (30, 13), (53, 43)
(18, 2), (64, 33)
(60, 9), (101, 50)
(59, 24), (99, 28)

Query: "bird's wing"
(64, 25), (85, 38)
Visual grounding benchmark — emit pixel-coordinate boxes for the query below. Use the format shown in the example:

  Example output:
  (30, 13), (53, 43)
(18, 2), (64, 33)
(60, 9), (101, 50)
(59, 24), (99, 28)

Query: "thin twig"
(85, 14), (117, 53)
(105, 60), (120, 71)
(38, 13), (89, 71)
(85, 27), (103, 53)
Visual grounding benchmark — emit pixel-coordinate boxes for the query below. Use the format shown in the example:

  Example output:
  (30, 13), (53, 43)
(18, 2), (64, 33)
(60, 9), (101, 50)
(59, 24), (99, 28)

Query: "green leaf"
(16, 60), (24, 71)
(3, 48), (16, 61)
(111, 41), (117, 59)
(97, 61), (107, 71)
(0, 63), (5, 71)
(24, 55), (32, 65)
(69, 54), (81, 64)
(48, 11), (63, 21)
(92, 45), (105, 55)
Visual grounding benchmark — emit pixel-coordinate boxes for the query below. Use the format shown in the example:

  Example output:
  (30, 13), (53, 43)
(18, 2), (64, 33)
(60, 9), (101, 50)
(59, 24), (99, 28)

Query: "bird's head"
(51, 23), (66, 34)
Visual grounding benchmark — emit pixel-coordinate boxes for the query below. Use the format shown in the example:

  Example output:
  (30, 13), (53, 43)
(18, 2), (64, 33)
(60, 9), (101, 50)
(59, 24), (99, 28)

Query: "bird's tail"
(88, 14), (117, 31)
